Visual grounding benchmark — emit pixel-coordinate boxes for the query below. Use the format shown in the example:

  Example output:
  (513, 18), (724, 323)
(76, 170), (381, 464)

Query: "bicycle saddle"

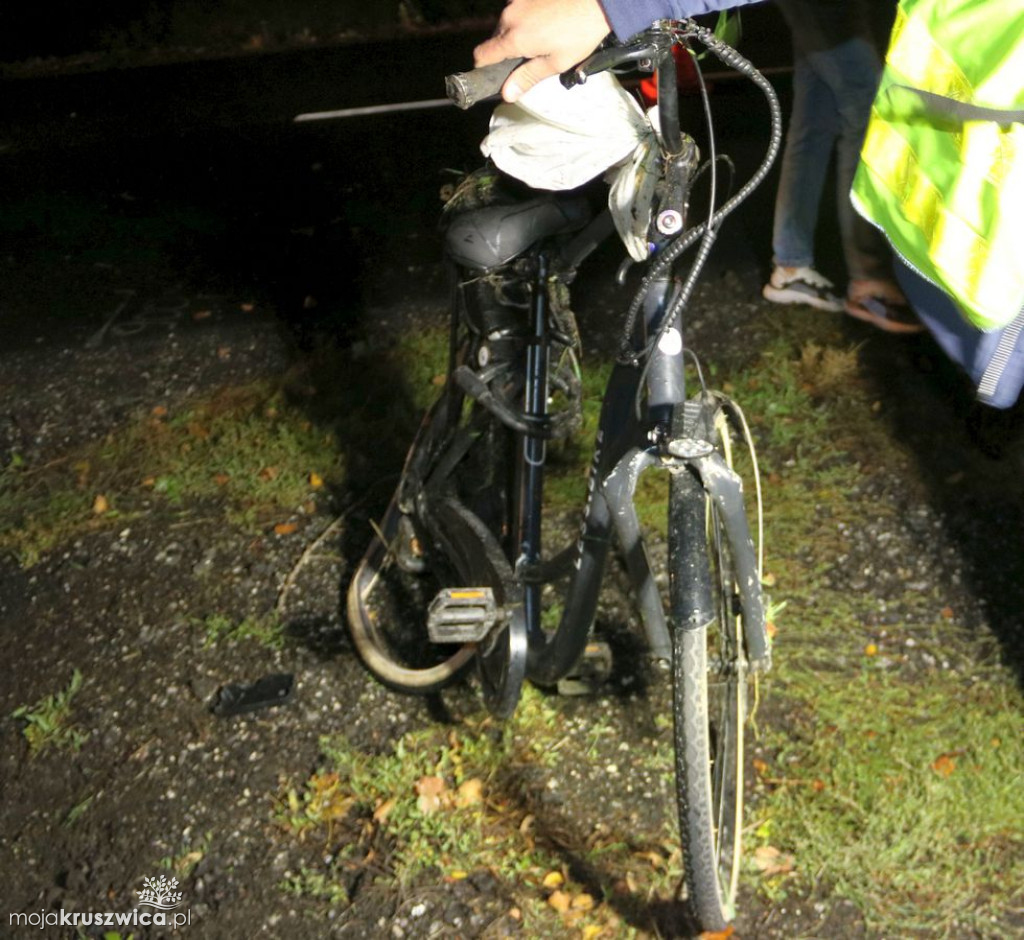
(444, 194), (591, 271)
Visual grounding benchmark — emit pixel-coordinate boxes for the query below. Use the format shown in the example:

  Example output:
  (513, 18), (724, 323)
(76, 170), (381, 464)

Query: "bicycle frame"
(507, 25), (771, 686)
(512, 251), (768, 687)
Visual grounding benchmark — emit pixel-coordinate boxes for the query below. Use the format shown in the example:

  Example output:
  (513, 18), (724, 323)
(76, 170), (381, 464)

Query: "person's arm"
(474, 0), (762, 102)
(602, 0), (759, 43)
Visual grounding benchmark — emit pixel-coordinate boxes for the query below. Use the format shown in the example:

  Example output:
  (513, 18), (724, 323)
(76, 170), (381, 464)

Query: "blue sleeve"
(599, 0), (764, 41)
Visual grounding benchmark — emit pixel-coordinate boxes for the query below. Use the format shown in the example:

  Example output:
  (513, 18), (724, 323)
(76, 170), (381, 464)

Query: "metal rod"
(294, 98), (451, 122)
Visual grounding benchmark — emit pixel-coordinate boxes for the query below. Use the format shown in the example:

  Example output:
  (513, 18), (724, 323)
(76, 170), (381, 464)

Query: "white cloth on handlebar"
(481, 72), (646, 190)
(481, 72), (660, 261)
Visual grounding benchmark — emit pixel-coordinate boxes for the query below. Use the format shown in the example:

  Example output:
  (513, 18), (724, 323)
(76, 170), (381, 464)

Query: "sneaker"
(763, 266), (844, 313)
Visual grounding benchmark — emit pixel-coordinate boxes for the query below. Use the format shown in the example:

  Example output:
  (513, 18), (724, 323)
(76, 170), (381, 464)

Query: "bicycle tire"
(345, 402), (476, 694)
(669, 404), (754, 931)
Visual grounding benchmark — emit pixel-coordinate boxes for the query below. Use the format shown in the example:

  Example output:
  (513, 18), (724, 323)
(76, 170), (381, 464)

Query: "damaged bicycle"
(347, 19), (778, 931)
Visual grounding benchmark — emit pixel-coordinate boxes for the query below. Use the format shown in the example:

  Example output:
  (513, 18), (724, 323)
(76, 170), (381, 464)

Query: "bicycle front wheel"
(668, 405), (755, 931)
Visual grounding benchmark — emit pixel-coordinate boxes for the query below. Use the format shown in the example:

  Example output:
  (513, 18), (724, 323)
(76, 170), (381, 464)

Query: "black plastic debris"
(210, 673), (294, 716)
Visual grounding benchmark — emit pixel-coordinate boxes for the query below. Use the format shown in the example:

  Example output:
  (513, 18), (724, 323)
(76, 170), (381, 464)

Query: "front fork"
(603, 270), (770, 670)
(514, 257), (769, 675)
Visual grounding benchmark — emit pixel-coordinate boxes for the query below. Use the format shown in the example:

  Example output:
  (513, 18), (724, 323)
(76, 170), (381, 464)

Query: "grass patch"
(0, 380), (340, 565)
(0, 324), (455, 567)
(196, 612), (286, 650)
(11, 670), (86, 755)
(713, 335), (1024, 933)
(753, 664), (1024, 934)
(275, 686), (681, 936)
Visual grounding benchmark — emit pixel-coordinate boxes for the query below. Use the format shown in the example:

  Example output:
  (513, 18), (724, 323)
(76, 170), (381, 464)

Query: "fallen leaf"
(92, 494), (109, 515)
(217, 345), (231, 360)
(373, 798), (396, 823)
(214, 472), (231, 486)
(240, 302), (255, 312)
(454, 778), (484, 808)
(309, 471), (324, 489)
(582, 926), (604, 940)
(415, 775), (445, 796)
(547, 890), (571, 913)
(931, 753), (958, 777)
(752, 758), (770, 776)
(699, 927), (736, 940)
(571, 893), (596, 911)
(416, 793), (442, 815)
(634, 850), (665, 869)
(864, 642), (879, 656)
(259, 466), (280, 481)
(415, 775), (447, 815)
(941, 606), (955, 620)
(274, 522), (299, 536)
(192, 309), (212, 321)
(176, 849), (204, 873)
(752, 845), (795, 877)
(151, 405), (168, 417)
(542, 871), (564, 889)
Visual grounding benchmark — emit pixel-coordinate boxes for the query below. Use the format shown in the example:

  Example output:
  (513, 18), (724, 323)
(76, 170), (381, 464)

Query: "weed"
(196, 612), (285, 650)
(159, 830), (213, 879)
(62, 795), (95, 828)
(11, 670), (86, 755)
(280, 865), (350, 905)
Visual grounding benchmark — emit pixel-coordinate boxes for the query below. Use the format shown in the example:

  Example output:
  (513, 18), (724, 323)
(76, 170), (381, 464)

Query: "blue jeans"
(772, 36), (889, 282)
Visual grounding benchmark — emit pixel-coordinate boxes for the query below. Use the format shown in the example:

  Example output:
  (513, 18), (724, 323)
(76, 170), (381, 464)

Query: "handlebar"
(444, 24), (683, 111)
(445, 58), (524, 110)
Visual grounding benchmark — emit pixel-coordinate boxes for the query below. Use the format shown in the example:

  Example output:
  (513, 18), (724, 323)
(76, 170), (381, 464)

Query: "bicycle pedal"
(427, 587), (500, 643)
(557, 640), (613, 696)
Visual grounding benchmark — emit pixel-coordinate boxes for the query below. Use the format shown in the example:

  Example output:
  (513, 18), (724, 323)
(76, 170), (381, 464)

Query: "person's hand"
(473, 0), (613, 102)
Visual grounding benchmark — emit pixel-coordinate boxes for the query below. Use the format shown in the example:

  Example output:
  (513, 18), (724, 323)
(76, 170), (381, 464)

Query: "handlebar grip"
(445, 58), (525, 109)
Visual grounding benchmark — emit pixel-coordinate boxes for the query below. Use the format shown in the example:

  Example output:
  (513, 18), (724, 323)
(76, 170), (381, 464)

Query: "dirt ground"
(2, 15), (1023, 940)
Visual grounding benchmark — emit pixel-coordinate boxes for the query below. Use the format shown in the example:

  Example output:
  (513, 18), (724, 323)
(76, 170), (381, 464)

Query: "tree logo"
(136, 875), (184, 911)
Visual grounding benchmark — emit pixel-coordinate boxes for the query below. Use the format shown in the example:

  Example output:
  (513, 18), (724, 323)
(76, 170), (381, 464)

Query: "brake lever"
(560, 42), (662, 88)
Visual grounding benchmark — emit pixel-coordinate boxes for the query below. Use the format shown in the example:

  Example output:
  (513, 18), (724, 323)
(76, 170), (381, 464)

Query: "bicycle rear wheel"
(669, 403), (758, 931)
(346, 400), (477, 694)
(346, 267), (529, 713)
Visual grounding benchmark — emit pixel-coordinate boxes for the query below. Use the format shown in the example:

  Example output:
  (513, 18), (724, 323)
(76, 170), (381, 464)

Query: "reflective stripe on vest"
(852, 2), (1024, 331)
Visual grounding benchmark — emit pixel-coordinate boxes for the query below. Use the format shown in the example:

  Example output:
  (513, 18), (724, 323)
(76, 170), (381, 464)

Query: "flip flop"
(844, 295), (925, 334)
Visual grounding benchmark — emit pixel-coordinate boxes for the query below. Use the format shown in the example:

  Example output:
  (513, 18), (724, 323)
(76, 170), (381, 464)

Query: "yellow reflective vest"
(851, 0), (1024, 331)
